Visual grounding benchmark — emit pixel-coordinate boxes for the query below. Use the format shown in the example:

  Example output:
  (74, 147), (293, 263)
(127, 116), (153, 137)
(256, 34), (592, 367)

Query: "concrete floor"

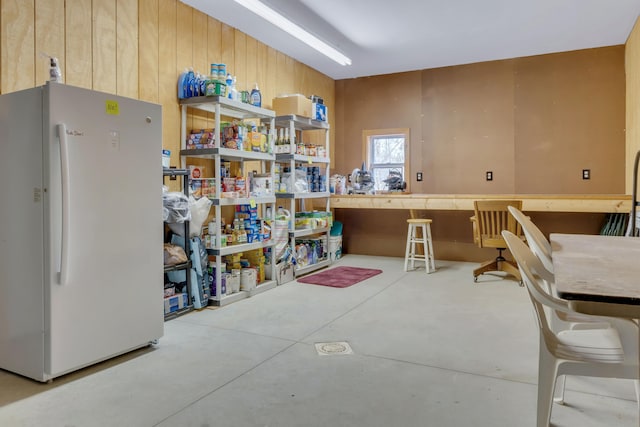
(0, 255), (637, 426)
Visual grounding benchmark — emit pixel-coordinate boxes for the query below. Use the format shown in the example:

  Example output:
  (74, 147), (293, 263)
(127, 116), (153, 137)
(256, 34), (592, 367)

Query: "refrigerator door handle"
(56, 123), (70, 285)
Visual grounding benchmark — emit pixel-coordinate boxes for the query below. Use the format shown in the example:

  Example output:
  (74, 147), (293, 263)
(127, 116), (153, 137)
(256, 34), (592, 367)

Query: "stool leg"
(421, 224), (430, 273)
(426, 223), (435, 272)
(404, 224), (412, 272)
(410, 225), (417, 270)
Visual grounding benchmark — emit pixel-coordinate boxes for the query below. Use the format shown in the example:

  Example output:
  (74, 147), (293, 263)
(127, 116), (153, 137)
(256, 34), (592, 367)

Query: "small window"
(363, 128), (410, 192)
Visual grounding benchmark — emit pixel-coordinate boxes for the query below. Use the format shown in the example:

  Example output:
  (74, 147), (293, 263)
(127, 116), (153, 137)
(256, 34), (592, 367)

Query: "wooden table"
(331, 194), (632, 213)
(551, 233), (640, 426)
(551, 233), (640, 318)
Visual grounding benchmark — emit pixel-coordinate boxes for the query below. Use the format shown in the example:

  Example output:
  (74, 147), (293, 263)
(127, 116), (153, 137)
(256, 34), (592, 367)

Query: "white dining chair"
(507, 206), (553, 274)
(502, 230), (639, 427)
(507, 206), (612, 333)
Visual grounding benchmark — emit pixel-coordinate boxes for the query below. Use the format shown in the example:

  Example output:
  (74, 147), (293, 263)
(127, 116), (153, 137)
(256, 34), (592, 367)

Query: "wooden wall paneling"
(116, 0), (139, 98)
(626, 17), (640, 194)
(421, 61), (514, 194)
(0, 0), (2, 92)
(65, 0), (92, 89)
(207, 17), (222, 64)
(35, 0), (65, 87)
(294, 62), (306, 95)
(233, 29), (247, 93)
(176, 2), (193, 70)
(256, 41), (268, 104)
(1, 0), (35, 93)
(191, 10), (208, 131)
(333, 79), (345, 171)
(138, 0), (159, 103)
(92, 0), (117, 94)
(192, 11), (207, 75)
(176, 1), (193, 132)
(514, 48), (625, 194)
(158, 0), (179, 171)
(275, 51), (294, 97)
(220, 24), (235, 81)
(264, 46), (277, 109)
(245, 35), (257, 95)
(207, 16), (222, 128)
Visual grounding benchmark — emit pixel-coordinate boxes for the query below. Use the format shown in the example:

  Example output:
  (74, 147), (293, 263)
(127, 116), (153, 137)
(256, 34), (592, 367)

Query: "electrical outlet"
(416, 172), (423, 182)
(582, 169), (590, 180)
(486, 171), (493, 181)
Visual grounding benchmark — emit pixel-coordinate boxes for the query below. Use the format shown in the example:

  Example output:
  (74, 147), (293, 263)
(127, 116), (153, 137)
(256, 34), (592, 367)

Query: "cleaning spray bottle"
(49, 57), (63, 83)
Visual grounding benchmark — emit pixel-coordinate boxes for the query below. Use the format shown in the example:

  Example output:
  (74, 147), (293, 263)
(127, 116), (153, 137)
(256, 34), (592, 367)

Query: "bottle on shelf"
(225, 74), (233, 98)
(205, 64), (217, 97)
(239, 222), (247, 244)
(250, 83), (262, 107)
(230, 76), (238, 101)
(178, 68), (189, 99)
(226, 224), (235, 245)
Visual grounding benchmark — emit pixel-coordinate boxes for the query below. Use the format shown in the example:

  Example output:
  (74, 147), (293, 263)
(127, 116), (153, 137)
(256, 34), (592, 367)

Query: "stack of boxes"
(208, 248), (267, 298)
(306, 166), (326, 193)
(184, 122), (269, 153)
(186, 129), (215, 149)
(235, 204), (263, 243)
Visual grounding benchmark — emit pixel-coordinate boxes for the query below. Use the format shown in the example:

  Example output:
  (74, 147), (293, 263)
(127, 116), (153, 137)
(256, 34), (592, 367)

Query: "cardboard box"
(164, 293), (188, 314)
(272, 94), (312, 118)
(312, 102), (328, 122)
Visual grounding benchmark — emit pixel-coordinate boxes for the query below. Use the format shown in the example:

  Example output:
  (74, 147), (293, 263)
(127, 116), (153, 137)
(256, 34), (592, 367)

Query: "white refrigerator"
(0, 82), (164, 382)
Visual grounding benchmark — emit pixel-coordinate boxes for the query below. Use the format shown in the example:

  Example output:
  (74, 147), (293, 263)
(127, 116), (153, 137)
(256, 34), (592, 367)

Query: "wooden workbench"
(330, 194), (632, 213)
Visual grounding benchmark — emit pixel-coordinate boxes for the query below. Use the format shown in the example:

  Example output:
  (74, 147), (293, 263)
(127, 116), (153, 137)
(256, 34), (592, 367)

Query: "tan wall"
(336, 46), (625, 195)
(0, 0), (335, 175)
(626, 17), (640, 194)
(335, 46), (625, 260)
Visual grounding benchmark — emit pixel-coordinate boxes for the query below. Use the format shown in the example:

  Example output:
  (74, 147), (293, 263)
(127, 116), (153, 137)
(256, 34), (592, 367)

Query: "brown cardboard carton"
(272, 94), (312, 118)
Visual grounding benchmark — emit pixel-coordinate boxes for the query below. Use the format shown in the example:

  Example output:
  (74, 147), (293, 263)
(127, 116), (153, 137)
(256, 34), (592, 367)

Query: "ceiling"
(182, 0), (640, 80)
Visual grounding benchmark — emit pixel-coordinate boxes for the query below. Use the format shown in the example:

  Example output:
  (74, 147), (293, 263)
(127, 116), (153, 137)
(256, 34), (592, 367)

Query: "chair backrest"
(501, 230), (572, 351)
(507, 206), (554, 273)
(473, 200), (523, 249)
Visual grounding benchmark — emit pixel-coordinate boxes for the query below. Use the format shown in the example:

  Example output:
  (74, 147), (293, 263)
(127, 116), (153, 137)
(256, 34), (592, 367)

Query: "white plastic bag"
(163, 191), (191, 223)
(168, 195), (212, 237)
(272, 208), (291, 260)
(188, 195), (212, 237)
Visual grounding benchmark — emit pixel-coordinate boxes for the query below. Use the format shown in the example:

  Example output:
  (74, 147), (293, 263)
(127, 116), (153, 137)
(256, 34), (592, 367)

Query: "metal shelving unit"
(270, 114), (332, 278)
(179, 97), (277, 306)
(163, 168), (193, 320)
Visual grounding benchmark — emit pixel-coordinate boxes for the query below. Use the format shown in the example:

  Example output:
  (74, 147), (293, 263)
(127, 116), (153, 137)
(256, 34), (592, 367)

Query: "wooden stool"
(404, 218), (436, 273)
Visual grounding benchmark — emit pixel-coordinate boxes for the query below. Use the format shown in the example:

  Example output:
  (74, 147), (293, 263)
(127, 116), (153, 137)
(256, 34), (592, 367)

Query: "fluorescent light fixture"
(233, 0), (352, 66)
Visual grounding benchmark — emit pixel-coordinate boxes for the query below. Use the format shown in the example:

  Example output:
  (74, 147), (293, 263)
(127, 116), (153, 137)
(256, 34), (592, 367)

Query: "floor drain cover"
(315, 341), (353, 356)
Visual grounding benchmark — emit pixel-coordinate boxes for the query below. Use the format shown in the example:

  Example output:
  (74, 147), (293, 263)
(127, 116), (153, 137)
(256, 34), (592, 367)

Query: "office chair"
(470, 200), (523, 283)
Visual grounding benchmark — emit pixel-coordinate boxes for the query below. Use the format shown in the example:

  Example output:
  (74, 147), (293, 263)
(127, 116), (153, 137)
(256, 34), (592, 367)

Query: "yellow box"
(272, 94), (312, 118)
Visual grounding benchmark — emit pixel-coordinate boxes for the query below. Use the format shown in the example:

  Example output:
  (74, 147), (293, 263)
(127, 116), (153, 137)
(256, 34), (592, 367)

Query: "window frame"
(362, 128), (411, 193)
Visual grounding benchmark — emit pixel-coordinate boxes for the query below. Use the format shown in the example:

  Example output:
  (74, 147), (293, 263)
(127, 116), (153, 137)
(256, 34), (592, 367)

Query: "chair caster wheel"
(473, 276), (478, 283)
